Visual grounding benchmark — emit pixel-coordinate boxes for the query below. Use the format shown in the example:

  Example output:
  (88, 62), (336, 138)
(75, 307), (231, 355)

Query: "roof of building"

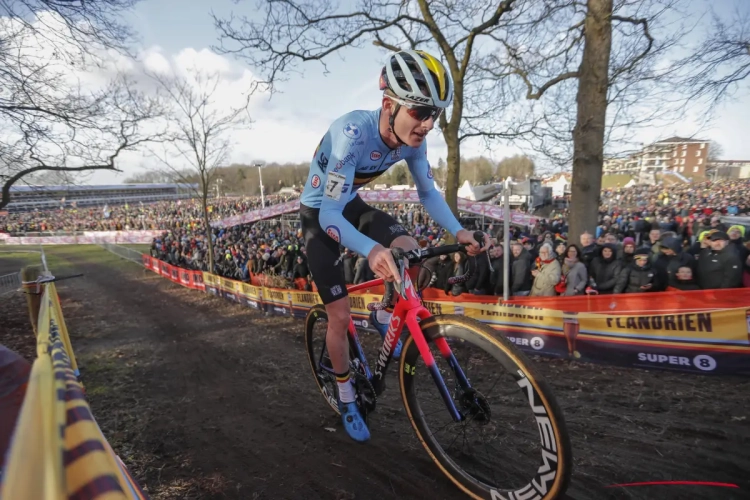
(10, 183), (197, 193)
(654, 136), (709, 144)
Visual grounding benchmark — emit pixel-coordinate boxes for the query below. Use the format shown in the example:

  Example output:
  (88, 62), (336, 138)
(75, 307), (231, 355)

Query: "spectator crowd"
(3, 179), (750, 295)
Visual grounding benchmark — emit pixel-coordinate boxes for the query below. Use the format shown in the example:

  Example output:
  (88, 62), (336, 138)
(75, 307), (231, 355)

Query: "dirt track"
(3, 247), (749, 499)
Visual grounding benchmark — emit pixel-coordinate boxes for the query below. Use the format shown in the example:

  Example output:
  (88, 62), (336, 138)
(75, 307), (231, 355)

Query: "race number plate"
(325, 171), (346, 201)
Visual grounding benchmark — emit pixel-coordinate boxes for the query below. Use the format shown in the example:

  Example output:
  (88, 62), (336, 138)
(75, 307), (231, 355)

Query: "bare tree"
(212, 0), (544, 214)
(148, 70), (253, 272)
(486, 0), (683, 241)
(496, 154), (535, 179)
(708, 141), (725, 162)
(0, 1), (165, 210)
(675, 3), (750, 105)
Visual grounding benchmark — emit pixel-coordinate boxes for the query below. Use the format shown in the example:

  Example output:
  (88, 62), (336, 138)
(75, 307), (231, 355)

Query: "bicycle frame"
(345, 268), (473, 422)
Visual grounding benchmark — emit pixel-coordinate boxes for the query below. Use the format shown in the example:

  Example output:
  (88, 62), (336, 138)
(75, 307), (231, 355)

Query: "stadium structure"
(6, 183), (198, 211)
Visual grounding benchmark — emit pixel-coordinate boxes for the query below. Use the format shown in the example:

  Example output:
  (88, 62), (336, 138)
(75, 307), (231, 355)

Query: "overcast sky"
(44, 0), (750, 183)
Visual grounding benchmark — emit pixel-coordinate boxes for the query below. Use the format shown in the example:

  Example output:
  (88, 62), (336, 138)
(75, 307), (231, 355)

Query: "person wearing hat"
(615, 247), (661, 294)
(727, 225), (749, 264)
(588, 243), (623, 294)
(621, 237), (636, 266)
(696, 231), (743, 289)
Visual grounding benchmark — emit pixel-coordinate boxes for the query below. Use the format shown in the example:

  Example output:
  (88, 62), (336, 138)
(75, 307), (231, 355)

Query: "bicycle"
(304, 232), (572, 499)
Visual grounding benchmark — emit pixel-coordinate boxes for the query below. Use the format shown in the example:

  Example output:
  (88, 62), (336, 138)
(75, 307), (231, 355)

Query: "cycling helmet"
(379, 50), (453, 108)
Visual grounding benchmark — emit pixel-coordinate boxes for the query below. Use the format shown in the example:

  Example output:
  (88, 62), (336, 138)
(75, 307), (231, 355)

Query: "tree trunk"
(443, 124), (461, 217)
(202, 188), (214, 273)
(569, 0), (613, 245)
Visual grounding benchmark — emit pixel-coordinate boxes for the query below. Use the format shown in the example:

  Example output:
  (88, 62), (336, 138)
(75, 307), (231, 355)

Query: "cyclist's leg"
(299, 204), (352, 376)
(344, 198), (418, 357)
(300, 203), (370, 442)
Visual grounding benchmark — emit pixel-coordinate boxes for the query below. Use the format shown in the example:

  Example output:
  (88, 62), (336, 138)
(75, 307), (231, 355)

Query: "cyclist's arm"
(318, 141), (377, 258)
(407, 149), (463, 237)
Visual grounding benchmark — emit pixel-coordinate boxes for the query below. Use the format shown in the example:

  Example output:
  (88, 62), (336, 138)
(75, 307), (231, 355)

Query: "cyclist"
(299, 49), (489, 442)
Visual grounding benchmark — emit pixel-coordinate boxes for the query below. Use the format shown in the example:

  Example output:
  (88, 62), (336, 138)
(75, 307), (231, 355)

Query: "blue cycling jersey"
(300, 109), (463, 257)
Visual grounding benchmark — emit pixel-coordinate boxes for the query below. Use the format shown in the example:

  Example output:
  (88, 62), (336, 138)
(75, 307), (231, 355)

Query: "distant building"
(707, 160), (750, 180)
(6, 183), (197, 212)
(603, 137), (710, 180)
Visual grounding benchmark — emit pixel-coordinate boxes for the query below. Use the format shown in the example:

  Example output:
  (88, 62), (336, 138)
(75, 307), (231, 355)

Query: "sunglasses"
(386, 95), (443, 122)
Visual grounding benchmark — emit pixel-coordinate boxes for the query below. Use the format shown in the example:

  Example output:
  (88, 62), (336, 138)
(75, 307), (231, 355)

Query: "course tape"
(1, 283), (149, 500)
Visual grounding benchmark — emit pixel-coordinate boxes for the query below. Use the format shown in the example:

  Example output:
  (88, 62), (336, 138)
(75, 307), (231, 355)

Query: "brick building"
(603, 137), (710, 180)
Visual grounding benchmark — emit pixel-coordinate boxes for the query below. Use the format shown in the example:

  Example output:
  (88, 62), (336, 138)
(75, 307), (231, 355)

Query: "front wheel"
(399, 314), (572, 500)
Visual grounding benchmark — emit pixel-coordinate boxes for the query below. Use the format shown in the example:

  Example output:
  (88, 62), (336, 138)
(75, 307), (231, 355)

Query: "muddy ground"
(1, 246), (749, 500)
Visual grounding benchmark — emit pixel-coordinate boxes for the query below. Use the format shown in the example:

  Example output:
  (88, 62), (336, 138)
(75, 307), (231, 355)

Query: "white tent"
(457, 180), (475, 200)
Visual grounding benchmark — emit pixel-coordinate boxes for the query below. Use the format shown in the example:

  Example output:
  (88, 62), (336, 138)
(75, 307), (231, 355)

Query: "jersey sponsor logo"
(317, 152), (328, 172)
(325, 225), (341, 243)
(343, 123), (361, 139)
(342, 183), (351, 194)
(427, 166), (434, 179)
(389, 224), (406, 235)
(311, 174), (321, 188)
(405, 94), (430, 103)
(391, 147), (401, 160)
(334, 152), (355, 171)
(375, 315), (401, 380)
(370, 151), (382, 161)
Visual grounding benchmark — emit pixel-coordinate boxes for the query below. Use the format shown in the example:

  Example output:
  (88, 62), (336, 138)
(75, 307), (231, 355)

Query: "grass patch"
(1, 245), (146, 274)
(601, 174), (633, 189)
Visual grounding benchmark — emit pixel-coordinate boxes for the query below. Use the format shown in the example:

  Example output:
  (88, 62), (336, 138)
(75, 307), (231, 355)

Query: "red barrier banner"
(190, 271), (205, 291)
(142, 256), (750, 376)
(507, 288), (750, 314)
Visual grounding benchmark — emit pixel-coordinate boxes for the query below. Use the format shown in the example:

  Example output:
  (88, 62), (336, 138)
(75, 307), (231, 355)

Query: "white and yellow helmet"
(379, 50), (453, 108)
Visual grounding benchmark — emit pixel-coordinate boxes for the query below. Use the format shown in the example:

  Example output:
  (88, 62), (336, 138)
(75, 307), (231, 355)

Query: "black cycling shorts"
(300, 196), (410, 305)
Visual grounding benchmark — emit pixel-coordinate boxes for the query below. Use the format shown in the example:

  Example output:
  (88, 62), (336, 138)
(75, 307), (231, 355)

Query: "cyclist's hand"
(368, 244), (401, 284)
(457, 229), (490, 256)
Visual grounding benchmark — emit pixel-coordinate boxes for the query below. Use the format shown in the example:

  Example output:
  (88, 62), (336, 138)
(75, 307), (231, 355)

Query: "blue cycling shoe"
(369, 311), (402, 360)
(338, 400), (371, 442)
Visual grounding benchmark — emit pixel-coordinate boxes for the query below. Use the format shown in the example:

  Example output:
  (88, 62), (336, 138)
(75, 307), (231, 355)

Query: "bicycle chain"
(350, 360), (377, 417)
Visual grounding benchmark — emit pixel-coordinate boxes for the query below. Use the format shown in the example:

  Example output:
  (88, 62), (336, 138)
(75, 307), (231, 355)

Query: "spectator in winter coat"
(652, 237), (694, 290)
(645, 228), (662, 262)
(727, 225), (749, 264)
(530, 243), (562, 296)
(614, 248), (660, 293)
(588, 243), (623, 294)
(555, 239), (567, 263)
(489, 245), (506, 296)
(447, 253), (467, 296)
(292, 255), (310, 280)
(510, 241), (533, 296)
(560, 244), (588, 296)
(433, 254), (453, 291)
(580, 231), (599, 269)
(467, 250), (492, 295)
(696, 231), (743, 289)
(687, 229), (716, 259)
